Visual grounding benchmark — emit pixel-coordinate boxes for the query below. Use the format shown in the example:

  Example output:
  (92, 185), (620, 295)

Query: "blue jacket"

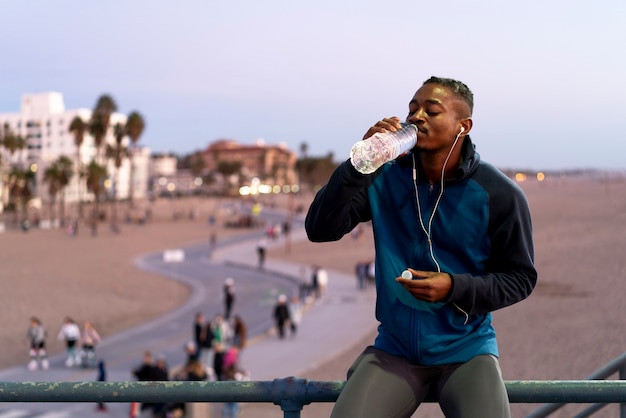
(305, 138), (537, 365)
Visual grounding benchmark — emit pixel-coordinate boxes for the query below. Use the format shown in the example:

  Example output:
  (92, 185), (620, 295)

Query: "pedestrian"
(273, 294), (291, 339)
(132, 351), (158, 417)
(179, 358), (208, 381)
(193, 312), (204, 353)
(223, 278), (236, 319)
(256, 238), (267, 269)
(288, 296), (303, 337)
(132, 350), (156, 381)
(282, 219), (291, 237)
(184, 341), (199, 363)
(209, 232), (217, 257)
(232, 315), (247, 350)
(80, 320), (101, 368)
(57, 316), (81, 367)
(366, 259), (375, 288)
(26, 316), (48, 371)
(310, 265), (320, 300)
(170, 358), (209, 418)
(316, 266), (328, 299)
(355, 259), (369, 290)
(95, 360), (108, 412)
(221, 348), (249, 418)
(305, 76), (537, 417)
(199, 317), (215, 367)
(153, 354), (170, 381)
(152, 355), (170, 417)
(211, 314), (231, 380)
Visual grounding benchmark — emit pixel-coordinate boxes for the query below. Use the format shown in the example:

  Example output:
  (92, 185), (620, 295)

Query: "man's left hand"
(395, 268), (452, 302)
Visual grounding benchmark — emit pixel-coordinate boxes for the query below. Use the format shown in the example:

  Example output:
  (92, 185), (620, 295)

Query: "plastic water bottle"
(350, 123), (418, 174)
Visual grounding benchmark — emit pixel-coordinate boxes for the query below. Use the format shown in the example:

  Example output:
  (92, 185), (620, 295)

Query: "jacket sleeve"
(305, 160), (375, 242)
(445, 178), (537, 314)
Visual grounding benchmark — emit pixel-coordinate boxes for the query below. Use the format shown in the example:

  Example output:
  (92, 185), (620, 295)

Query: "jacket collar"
(397, 136), (480, 183)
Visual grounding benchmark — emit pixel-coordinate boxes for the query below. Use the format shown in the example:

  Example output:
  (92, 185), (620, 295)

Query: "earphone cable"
(412, 130), (469, 323)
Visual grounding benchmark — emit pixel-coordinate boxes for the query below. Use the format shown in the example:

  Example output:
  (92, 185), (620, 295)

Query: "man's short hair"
(423, 76), (473, 115)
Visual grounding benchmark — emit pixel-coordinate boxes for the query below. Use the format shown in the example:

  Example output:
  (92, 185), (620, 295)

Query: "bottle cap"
(401, 270), (412, 279)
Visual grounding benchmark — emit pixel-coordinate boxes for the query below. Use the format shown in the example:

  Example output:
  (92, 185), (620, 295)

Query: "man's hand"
(362, 117), (402, 140)
(395, 268), (452, 302)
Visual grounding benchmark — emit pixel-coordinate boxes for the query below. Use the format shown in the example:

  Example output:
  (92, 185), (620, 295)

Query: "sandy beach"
(1, 176), (625, 417)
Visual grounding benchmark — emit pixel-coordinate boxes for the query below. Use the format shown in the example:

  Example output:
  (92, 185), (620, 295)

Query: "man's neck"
(419, 152), (461, 184)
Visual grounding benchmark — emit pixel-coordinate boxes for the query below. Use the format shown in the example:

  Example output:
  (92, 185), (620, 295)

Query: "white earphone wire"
(412, 129), (470, 323)
(412, 129), (463, 272)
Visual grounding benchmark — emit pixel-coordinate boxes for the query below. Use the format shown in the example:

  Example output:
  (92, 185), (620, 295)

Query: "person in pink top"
(80, 320), (101, 368)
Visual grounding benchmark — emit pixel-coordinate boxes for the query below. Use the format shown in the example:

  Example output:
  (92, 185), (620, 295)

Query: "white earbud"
(459, 126), (465, 134)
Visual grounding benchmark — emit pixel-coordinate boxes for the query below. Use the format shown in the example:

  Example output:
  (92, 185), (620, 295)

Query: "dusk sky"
(2, 0), (625, 170)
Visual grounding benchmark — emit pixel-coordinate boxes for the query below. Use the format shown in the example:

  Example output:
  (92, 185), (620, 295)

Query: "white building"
(0, 92), (150, 216)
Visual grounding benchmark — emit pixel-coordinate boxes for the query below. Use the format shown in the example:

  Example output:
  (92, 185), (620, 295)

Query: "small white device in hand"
(401, 270), (412, 279)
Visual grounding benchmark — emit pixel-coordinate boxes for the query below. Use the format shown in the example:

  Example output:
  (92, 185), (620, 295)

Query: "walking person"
(355, 259), (369, 290)
(223, 278), (236, 319)
(95, 360), (108, 412)
(211, 314), (231, 381)
(256, 238), (267, 269)
(132, 351), (158, 417)
(221, 348), (249, 418)
(199, 317), (214, 367)
(316, 266), (329, 299)
(305, 76), (537, 417)
(288, 296), (303, 337)
(152, 355), (170, 417)
(232, 315), (247, 350)
(26, 317), (48, 371)
(193, 312), (206, 359)
(310, 265), (320, 300)
(57, 316), (81, 367)
(80, 320), (101, 368)
(273, 294), (291, 339)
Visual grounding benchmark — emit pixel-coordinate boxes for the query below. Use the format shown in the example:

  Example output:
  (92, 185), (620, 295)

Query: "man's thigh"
(438, 354), (510, 418)
(331, 346), (432, 418)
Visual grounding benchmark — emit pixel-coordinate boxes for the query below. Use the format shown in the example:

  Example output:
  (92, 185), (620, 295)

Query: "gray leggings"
(330, 346), (510, 418)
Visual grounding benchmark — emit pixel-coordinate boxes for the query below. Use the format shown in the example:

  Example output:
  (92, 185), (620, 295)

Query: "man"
(256, 238), (267, 269)
(132, 351), (158, 417)
(223, 277), (236, 319)
(305, 76), (537, 418)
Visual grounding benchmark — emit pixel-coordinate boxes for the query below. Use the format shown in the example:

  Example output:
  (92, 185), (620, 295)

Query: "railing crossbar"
(1, 379), (626, 405)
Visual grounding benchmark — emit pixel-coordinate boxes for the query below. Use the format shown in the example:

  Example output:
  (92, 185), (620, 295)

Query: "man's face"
(407, 83), (465, 153)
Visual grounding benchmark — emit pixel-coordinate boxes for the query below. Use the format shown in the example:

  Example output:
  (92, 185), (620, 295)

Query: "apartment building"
(0, 92), (150, 215)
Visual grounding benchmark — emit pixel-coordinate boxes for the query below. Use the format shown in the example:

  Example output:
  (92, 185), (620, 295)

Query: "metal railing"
(1, 378), (626, 418)
(527, 352), (626, 417)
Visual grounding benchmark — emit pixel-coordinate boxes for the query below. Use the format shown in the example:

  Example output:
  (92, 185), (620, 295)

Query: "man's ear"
(459, 118), (473, 136)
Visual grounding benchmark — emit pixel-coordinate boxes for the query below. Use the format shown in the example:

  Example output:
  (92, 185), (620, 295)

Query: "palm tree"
(69, 116), (86, 219)
(125, 111), (145, 206)
(54, 156), (73, 226)
(42, 157), (73, 227)
(1, 123), (27, 218)
(7, 166), (34, 225)
(85, 161), (108, 235)
(105, 123), (129, 226)
(89, 94), (117, 163)
(1, 123), (27, 159)
(43, 164), (61, 225)
(88, 116), (105, 163)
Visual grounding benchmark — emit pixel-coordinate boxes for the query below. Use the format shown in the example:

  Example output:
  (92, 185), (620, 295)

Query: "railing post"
(619, 363), (626, 418)
(271, 377), (308, 418)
